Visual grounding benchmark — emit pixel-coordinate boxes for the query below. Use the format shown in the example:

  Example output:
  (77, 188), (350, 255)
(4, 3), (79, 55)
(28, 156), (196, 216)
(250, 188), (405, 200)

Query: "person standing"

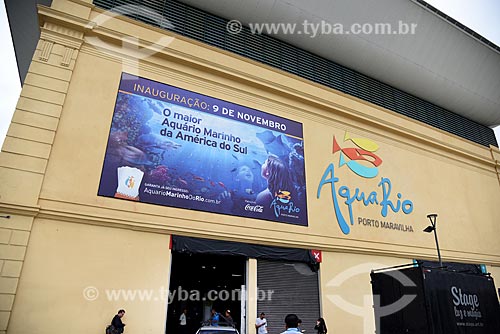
(179, 308), (188, 334)
(280, 314), (300, 334)
(255, 312), (268, 334)
(111, 309), (126, 334)
(209, 308), (220, 326)
(314, 318), (327, 334)
(222, 309), (234, 327)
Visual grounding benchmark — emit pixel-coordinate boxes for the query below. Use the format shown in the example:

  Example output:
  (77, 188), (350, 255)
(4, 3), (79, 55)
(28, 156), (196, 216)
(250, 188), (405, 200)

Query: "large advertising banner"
(98, 73), (308, 226)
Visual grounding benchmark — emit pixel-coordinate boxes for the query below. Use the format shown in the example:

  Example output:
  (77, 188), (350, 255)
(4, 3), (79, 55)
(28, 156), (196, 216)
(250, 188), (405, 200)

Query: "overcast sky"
(0, 0), (499, 147)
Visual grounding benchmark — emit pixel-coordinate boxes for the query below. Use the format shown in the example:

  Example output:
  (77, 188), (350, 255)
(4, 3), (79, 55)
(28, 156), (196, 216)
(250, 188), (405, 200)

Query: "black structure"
(172, 235), (319, 269)
(371, 263), (500, 333)
(423, 214), (442, 267)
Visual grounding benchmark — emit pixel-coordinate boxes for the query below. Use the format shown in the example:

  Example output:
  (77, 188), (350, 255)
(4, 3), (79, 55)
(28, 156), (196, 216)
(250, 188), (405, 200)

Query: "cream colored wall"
(8, 219), (171, 334)
(320, 252), (413, 334)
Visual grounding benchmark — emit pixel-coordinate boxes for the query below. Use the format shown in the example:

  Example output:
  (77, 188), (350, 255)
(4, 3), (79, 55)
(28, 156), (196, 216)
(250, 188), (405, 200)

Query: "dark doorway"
(166, 252), (246, 334)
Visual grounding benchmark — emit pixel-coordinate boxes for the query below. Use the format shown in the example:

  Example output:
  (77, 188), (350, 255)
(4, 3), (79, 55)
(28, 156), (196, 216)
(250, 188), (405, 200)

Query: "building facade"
(1, 1), (499, 333)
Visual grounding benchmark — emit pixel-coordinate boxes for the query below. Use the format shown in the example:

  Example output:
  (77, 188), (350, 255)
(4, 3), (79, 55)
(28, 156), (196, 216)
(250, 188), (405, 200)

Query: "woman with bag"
(314, 318), (327, 334)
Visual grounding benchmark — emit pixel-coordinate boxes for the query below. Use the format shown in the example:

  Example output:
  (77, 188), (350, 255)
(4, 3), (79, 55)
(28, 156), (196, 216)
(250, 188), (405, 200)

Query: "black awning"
(172, 235), (319, 270)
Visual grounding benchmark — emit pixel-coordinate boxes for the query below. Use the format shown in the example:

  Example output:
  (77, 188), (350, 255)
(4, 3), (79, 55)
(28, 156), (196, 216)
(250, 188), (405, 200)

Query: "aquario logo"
(270, 189), (300, 218)
(317, 132), (414, 235)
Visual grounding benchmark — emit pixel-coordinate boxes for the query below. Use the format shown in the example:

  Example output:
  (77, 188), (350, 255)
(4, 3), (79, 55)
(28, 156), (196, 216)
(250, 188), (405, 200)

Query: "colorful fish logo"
(276, 190), (292, 204)
(333, 132), (382, 178)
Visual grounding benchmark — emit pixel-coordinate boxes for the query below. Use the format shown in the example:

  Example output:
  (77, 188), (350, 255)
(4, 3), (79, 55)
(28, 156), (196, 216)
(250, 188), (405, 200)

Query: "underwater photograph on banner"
(98, 73), (308, 226)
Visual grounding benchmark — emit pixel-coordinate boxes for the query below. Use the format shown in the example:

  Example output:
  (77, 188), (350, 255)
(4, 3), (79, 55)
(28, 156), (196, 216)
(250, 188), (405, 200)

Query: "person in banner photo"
(255, 130), (306, 203)
(218, 164), (259, 214)
(288, 142), (306, 197)
(256, 154), (296, 214)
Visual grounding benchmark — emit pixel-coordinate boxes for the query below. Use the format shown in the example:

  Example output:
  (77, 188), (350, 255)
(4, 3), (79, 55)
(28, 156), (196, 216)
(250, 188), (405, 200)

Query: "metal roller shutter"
(257, 259), (320, 334)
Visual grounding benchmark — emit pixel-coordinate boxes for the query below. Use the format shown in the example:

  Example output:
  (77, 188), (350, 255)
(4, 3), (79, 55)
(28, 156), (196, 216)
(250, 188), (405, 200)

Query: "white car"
(195, 326), (240, 334)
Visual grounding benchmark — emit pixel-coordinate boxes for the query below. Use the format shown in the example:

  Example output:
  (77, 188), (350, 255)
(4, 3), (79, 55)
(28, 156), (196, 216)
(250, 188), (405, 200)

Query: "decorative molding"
(61, 47), (74, 67)
(67, 0), (95, 8)
(39, 40), (54, 62)
(44, 22), (84, 40)
(33, 210), (500, 266)
(40, 28), (83, 50)
(0, 202), (40, 217)
(31, 198), (500, 265)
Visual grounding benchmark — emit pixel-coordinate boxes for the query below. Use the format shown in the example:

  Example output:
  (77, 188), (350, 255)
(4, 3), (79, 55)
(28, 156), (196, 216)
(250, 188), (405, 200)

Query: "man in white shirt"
(255, 312), (268, 334)
(179, 308), (188, 334)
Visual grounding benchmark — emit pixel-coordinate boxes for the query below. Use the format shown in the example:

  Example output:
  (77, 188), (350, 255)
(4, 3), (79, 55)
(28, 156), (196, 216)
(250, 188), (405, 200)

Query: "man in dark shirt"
(111, 309), (126, 333)
(221, 309), (234, 327)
